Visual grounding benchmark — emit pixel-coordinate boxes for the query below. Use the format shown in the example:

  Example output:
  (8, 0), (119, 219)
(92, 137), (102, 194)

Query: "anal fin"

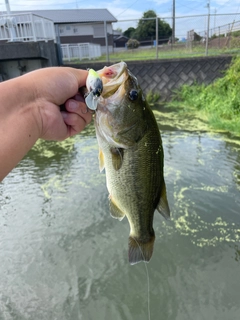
(109, 195), (125, 221)
(156, 180), (170, 220)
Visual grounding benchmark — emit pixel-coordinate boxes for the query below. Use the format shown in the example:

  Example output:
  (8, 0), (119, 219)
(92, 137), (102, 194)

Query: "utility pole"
(172, 0), (175, 44)
(205, 0), (210, 56)
(104, 21), (109, 63)
(5, 0), (11, 14)
(156, 16), (159, 59)
(5, 0), (17, 42)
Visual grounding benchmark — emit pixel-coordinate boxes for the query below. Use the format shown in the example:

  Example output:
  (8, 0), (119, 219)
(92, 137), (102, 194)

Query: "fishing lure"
(85, 69), (103, 111)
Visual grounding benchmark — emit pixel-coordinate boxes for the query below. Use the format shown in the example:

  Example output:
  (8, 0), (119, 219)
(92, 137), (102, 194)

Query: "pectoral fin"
(156, 181), (170, 220)
(109, 195), (125, 221)
(110, 147), (124, 171)
(98, 148), (105, 172)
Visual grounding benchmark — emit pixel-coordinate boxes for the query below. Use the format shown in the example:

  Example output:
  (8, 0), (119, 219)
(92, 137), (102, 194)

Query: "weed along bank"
(167, 55), (240, 137)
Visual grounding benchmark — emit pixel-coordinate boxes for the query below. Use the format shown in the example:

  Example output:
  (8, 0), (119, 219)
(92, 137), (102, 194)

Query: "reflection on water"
(0, 114), (240, 320)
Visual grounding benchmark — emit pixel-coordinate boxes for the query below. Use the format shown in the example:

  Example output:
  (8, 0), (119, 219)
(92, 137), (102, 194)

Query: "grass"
(108, 47), (239, 62)
(167, 55), (240, 137)
(64, 43), (240, 64)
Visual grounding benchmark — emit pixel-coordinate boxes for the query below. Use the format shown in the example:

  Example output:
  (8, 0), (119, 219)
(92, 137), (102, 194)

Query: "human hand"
(27, 67), (92, 141)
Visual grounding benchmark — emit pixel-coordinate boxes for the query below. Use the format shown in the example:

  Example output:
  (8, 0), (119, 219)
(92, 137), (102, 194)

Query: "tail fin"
(128, 235), (155, 265)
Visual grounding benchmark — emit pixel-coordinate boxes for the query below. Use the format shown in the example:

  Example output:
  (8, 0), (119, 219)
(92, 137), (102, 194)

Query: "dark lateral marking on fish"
(110, 147), (124, 171)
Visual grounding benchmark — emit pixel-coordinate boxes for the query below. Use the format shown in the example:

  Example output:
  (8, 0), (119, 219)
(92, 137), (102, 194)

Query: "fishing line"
(132, 237), (151, 320)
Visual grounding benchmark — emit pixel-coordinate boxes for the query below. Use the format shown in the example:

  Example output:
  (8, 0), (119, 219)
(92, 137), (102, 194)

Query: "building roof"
(114, 35), (129, 41)
(9, 9), (117, 24)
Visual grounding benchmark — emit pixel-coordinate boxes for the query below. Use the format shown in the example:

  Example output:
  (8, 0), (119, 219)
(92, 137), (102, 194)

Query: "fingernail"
(68, 100), (78, 111)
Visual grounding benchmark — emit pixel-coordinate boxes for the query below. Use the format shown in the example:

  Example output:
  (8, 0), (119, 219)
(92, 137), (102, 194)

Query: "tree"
(116, 27), (122, 33)
(126, 39), (140, 49)
(123, 27), (136, 39)
(134, 10), (172, 42)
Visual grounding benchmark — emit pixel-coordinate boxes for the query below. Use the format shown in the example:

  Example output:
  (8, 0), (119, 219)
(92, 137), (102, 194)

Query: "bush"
(146, 90), (161, 106)
(230, 37), (240, 49)
(126, 39), (140, 49)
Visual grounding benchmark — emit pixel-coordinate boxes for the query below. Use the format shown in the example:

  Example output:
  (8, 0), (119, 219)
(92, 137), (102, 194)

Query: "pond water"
(0, 110), (240, 320)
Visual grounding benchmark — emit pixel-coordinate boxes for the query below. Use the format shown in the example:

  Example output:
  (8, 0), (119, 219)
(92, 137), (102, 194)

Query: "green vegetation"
(114, 47), (236, 62)
(146, 90), (161, 106)
(168, 55), (240, 136)
(123, 27), (135, 39)
(126, 39), (140, 49)
(68, 43), (239, 64)
(123, 10), (172, 43)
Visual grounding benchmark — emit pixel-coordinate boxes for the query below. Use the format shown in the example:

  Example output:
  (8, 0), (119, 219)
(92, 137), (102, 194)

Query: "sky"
(0, 0), (240, 38)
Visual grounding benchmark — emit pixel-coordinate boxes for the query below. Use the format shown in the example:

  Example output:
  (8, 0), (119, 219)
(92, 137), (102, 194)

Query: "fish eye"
(129, 89), (138, 101)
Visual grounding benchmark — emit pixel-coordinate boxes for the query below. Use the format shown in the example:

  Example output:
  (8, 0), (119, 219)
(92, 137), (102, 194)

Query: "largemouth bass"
(93, 62), (170, 265)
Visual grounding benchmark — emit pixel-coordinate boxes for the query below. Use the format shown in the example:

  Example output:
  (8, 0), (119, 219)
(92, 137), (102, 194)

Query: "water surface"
(0, 112), (240, 320)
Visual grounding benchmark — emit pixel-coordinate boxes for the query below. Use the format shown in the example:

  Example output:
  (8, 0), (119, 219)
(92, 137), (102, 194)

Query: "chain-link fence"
(60, 13), (240, 63)
(109, 13), (240, 61)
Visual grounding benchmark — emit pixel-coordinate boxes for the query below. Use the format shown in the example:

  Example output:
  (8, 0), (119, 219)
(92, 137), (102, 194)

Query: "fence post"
(55, 24), (63, 65)
(104, 21), (109, 63)
(30, 13), (37, 42)
(205, 4), (210, 56)
(156, 17), (158, 59)
(67, 45), (70, 62)
(41, 17), (47, 42)
(218, 26), (220, 48)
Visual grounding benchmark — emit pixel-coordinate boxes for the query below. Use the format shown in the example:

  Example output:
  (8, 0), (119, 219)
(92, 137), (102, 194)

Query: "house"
(8, 9), (118, 53)
(112, 29), (129, 48)
(114, 35), (129, 48)
(0, 9), (117, 79)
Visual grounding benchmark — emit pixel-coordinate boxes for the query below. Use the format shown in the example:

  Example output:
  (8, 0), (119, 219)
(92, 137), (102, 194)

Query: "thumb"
(69, 68), (89, 89)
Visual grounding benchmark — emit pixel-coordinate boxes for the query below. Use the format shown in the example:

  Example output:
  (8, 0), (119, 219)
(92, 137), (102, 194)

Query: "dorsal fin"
(156, 180), (170, 220)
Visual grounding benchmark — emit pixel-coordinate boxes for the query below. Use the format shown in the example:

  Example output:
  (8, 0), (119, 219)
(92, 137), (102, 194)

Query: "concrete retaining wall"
(0, 41), (59, 80)
(69, 55), (233, 100)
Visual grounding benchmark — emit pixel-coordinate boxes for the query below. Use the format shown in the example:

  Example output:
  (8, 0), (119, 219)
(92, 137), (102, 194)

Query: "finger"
(65, 98), (92, 124)
(61, 111), (92, 136)
(65, 96), (85, 112)
(68, 68), (89, 89)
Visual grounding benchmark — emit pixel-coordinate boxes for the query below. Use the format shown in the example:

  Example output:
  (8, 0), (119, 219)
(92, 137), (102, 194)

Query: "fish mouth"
(97, 61), (128, 98)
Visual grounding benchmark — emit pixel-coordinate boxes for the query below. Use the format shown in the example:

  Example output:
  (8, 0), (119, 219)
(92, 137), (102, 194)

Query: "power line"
(116, 0), (140, 18)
